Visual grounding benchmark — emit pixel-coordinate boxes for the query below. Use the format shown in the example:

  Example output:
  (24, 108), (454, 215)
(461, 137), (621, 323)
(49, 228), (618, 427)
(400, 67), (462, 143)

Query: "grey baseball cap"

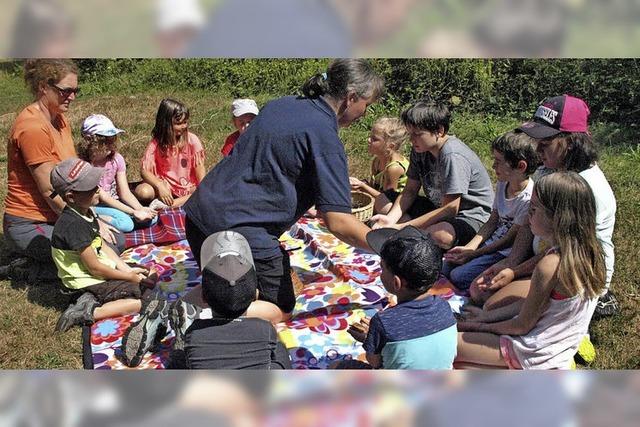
(200, 230), (258, 317)
(50, 158), (104, 195)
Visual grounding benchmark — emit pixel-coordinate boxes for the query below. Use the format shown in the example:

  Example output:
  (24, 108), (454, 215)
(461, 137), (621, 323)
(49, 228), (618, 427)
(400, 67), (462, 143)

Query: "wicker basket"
(351, 191), (374, 222)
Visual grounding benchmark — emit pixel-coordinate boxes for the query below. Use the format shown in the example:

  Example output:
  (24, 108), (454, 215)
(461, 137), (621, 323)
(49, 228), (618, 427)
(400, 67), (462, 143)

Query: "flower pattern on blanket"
(88, 217), (465, 369)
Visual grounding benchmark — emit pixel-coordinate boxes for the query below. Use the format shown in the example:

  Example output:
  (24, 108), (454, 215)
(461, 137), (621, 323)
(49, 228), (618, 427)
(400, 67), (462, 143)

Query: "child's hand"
(444, 246), (476, 264)
(349, 177), (364, 190)
(348, 317), (370, 343)
(130, 266), (149, 276)
(460, 304), (484, 321)
(369, 214), (397, 230)
(133, 209), (156, 222)
(157, 181), (174, 207)
(489, 268), (515, 289)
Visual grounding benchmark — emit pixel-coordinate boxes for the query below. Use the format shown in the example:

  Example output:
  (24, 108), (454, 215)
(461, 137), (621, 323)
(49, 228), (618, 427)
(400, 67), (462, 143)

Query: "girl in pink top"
(135, 99), (206, 208)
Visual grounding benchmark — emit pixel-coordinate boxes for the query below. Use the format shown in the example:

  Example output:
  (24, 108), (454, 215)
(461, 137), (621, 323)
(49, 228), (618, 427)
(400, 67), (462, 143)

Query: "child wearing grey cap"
(50, 158), (158, 333)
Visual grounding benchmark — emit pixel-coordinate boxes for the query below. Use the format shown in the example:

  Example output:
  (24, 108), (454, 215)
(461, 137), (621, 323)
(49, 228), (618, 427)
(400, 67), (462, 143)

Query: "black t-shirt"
(184, 95), (352, 259)
(185, 317), (291, 370)
(51, 206), (100, 252)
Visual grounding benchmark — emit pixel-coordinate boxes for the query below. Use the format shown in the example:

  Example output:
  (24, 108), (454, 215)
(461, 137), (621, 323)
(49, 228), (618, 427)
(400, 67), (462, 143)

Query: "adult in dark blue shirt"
(184, 59), (384, 323)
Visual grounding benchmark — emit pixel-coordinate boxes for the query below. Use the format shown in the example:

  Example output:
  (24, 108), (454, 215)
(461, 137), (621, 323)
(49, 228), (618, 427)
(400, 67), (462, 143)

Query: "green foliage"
(4, 58), (639, 142)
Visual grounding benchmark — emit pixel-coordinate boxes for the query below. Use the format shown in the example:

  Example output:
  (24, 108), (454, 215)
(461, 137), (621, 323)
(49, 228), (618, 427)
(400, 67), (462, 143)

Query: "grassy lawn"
(0, 72), (638, 369)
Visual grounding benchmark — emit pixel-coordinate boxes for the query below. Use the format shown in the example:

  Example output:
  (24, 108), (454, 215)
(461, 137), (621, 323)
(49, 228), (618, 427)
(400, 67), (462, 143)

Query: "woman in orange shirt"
(2, 59), (121, 281)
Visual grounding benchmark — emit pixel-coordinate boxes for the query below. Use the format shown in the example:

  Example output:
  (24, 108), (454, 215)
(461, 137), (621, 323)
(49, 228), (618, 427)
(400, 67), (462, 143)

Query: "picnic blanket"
(85, 217), (466, 369)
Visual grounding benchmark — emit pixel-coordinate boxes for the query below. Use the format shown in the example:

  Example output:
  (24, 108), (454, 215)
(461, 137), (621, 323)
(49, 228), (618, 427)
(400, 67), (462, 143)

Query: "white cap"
(231, 99), (259, 117)
(81, 114), (124, 137)
(156, 0), (205, 32)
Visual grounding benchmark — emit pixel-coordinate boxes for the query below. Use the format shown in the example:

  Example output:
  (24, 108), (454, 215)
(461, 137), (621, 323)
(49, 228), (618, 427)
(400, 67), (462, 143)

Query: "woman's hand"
(460, 304), (485, 321)
(488, 268), (515, 290)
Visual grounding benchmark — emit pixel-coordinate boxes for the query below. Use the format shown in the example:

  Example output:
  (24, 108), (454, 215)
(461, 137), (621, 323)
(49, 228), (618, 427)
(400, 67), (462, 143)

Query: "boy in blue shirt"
(347, 226), (457, 369)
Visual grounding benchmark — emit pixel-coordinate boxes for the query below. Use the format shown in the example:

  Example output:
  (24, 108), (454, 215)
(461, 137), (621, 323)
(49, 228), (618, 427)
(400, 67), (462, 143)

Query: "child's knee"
(373, 194), (392, 214)
(134, 183), (156, 204)
(426, 223), (456, 249)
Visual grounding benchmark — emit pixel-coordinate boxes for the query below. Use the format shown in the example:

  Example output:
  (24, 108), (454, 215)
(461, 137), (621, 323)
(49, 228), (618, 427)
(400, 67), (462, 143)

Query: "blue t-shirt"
(363, 296), (458, 369)
(184, 95), (352, 259)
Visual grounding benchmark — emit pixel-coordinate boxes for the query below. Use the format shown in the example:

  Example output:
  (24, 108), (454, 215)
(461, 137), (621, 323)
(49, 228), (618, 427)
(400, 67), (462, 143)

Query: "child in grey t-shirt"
(371, 99), (493, 249)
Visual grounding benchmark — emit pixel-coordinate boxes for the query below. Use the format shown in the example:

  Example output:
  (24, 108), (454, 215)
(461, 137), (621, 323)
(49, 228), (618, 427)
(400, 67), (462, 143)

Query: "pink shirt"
(141, 132), (205, 197)
(94, 152), (126, 199)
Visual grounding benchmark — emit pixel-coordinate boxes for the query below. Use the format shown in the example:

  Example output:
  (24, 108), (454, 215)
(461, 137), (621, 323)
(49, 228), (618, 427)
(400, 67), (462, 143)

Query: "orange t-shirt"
(4, 105), (76, 222)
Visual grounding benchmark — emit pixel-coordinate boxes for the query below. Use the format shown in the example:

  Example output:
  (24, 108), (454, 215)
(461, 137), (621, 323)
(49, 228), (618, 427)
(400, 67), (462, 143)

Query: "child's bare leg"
(246, 300), (291, 325)
(455, 331), (508, 369)
(134, 183), (156, 205)
(93, 299), (142, 320)
(483, 279), (531, 311)
(171, 194), (192, 208)
(373, 194), (393, 215)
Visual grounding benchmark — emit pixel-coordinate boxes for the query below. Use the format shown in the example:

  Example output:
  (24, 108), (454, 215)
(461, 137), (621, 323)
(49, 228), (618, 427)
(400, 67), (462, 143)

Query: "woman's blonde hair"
(373, 117), (408, 154)
(534, 171), (606, 299)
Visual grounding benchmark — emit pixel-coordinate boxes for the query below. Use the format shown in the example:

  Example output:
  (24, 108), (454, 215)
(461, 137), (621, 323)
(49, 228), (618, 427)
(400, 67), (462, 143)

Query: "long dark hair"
(301, 59), (384, 102)
(151, 98), (190, 151)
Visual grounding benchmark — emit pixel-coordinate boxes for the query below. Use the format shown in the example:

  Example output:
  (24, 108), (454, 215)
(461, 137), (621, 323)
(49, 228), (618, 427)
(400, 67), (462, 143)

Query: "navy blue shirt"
(184, 96), (352, 258)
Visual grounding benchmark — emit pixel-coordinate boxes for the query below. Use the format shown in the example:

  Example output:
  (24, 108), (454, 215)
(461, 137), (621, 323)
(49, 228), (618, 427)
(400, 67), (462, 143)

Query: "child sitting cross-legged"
(442, 130), (539, 294)
(342, 226), (458, 369)
(51, 158), (158, 332)
(120, 230), (291, 369)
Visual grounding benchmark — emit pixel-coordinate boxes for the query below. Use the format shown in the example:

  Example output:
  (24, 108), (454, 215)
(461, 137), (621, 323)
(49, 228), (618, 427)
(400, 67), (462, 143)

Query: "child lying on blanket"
(120, 230), (291, 369)
(50, 159), (158, 333)
(342, 226), (457, 369)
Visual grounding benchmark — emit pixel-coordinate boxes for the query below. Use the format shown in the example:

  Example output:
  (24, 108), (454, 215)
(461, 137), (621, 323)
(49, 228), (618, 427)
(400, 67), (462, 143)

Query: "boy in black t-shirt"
(183, 230), (291, 369)
(50, 158), (157, 332)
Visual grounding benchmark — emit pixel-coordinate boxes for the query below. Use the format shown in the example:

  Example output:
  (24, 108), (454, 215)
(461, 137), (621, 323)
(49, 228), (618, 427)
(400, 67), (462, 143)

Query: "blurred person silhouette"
(187, 0), (415, 57)
(8, 0), (73, 58)
(421, 0), (569, 57)
(155, 0), (205, 57)
(414, 374), (575, 427)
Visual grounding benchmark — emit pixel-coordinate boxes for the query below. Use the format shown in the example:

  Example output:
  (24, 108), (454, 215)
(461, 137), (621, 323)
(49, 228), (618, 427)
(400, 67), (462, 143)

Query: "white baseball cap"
(81, 114), (125, 137)
(231, 99), (259, 117)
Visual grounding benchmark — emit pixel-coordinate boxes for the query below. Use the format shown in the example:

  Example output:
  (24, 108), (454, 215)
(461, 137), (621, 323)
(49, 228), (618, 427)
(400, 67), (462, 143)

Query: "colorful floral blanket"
(85, 217), (465, 369)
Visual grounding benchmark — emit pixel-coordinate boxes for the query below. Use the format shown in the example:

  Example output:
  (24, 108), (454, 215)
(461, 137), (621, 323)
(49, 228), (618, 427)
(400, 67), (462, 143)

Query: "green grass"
(0, 72), (638, 369)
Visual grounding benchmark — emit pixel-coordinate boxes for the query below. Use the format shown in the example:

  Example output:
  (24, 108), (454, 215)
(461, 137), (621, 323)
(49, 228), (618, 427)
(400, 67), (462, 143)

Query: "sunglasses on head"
(49, 83), (80, 98)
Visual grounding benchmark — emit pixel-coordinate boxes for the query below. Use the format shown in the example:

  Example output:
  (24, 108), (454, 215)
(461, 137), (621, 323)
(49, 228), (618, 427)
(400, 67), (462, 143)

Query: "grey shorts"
(3, 213), (126, 260)
(3, 213), (55, 260)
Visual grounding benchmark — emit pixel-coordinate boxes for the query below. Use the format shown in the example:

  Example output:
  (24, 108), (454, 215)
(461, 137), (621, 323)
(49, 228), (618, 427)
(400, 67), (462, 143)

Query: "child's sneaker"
(55, 292), (100, 332)
(120, 295), (169, 367)
(168, 300), (201, 351)
(0, 257), (30, 280)
(594, 290), (619, 319)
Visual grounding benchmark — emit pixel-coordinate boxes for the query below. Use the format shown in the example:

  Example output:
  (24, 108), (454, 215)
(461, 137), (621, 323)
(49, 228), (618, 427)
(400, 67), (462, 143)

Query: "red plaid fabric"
(124, 207), (187, 249)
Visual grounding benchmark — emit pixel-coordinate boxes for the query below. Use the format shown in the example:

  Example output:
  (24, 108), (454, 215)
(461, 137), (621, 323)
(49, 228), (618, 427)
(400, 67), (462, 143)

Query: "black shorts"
(185, 216), (296, 313)
(84, 280), (153, 304)
(441, 217), (483, 247)
(383, 192), (440, 220)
